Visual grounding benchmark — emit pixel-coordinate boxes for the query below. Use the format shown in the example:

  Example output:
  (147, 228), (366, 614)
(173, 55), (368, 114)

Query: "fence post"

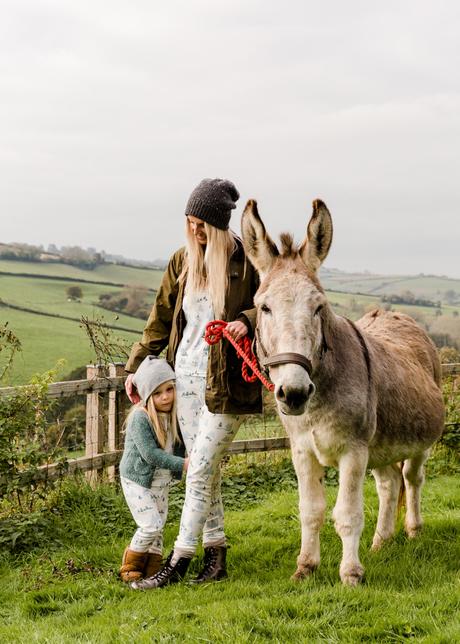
(107, 363), (127, 482)
(85, 364), (105, 485)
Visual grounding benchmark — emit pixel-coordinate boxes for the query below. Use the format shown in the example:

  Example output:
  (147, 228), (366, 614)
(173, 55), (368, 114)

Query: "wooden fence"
(1, 362), (459, 485)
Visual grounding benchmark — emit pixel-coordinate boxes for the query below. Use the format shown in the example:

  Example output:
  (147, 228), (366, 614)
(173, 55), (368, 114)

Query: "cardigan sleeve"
(130, 413), (185, 477)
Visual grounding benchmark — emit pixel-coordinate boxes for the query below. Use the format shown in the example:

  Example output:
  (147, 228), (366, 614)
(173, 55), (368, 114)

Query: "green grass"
(0, 307), (143, 384)
(0, 471), (458, 643)
(0, 274), (147, 329)
(0, 259), (164, 290)
(321, 270), (460, 302)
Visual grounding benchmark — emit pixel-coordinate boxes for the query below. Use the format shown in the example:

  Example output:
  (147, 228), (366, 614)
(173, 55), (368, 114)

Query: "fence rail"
(2, 362), (459, 486)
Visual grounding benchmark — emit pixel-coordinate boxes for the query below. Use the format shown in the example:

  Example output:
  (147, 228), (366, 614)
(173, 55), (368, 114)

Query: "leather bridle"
(254, 326), (314, 378)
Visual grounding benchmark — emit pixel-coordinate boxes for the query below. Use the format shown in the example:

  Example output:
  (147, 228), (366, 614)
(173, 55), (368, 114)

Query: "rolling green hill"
(321, 269), (460, 303)
(1, 258), (459, 385)
(0, 307), (143, 385)
(0, 259), (164, 290)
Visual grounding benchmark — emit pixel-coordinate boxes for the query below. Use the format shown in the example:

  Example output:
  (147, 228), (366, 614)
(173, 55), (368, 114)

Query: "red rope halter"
(204, 320), (274, 392)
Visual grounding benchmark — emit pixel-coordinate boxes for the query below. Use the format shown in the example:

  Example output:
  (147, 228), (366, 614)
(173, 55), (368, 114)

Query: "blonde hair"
(181, 219), (237, 318)
(124, 380), (179, 449)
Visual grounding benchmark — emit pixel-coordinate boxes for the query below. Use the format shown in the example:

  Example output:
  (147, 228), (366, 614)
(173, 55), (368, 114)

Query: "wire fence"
(1, 362), (459, 487)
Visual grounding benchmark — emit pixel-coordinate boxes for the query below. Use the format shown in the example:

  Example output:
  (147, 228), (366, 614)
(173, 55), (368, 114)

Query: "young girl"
(119, 355), (188, 583)
(126, 178), (261, 589)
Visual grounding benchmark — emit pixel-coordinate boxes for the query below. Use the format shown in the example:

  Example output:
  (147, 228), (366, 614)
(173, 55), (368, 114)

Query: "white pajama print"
(174, 290), (245, 557)
(121, 471), (171, 555)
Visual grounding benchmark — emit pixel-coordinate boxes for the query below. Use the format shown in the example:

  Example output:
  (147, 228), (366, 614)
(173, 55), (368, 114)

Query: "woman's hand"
(225, 320), (248, 342)
(125, 373), (141, 404)
(183, 457), (190, 472)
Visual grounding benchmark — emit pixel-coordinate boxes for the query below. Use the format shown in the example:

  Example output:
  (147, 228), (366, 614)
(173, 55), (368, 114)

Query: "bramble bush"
(0, 324), (66, 551)
(441, 376), (460, 450)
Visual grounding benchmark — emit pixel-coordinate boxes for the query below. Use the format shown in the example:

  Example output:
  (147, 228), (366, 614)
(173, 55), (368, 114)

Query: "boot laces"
(151, 555), (175, 583)
(202, 548), (218, 574)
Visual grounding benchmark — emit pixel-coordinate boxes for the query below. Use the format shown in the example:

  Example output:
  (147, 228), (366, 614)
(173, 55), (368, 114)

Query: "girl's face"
(152, 381), (175, 413)
(187, 215), (207, 245)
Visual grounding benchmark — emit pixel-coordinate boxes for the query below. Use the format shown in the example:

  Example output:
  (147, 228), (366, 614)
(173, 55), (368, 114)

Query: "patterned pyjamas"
(121, 470), (172, 554)
(173, 372), (244, 558)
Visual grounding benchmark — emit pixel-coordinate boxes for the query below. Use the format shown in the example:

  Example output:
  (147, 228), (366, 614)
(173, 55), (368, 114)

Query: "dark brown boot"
(191, 546), (227, 584)
(144, 552), (163, 578)
(119, 547), (148, 583)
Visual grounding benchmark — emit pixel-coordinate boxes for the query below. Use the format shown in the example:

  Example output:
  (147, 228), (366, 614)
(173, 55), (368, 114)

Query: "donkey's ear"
(241, 199), (279, 277)
(299, 199), (333, 272)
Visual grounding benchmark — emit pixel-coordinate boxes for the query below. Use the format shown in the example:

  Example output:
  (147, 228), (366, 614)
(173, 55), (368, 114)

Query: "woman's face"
(187, 215), (207, 245)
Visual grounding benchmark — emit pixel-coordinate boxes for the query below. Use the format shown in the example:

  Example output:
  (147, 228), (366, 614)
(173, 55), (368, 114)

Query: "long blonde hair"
(124, 381), (179, 449)
(181, 220), (237, 318)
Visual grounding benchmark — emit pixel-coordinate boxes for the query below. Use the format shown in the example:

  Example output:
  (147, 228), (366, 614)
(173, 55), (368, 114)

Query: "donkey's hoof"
(371, 533), (391, 551)
(291, 563), (316, 582)
(340, 564), (364, 587)
(405, 524), (422, 539)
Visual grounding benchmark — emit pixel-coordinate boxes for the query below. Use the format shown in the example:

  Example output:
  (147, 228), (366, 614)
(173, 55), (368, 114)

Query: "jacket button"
(206, 385), (211, 390)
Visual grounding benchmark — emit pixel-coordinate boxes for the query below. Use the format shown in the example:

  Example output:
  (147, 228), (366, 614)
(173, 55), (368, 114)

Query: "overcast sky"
(1, 0), (459, 277)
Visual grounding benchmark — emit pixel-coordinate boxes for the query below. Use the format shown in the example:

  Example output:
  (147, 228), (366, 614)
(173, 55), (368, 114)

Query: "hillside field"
(1, 259), (459, 384)
(321, 269), (460, 303)
(0, 259), (163, 290)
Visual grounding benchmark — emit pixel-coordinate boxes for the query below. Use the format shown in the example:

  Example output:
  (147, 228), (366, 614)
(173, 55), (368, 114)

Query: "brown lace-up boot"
(119, 547), (148, 583)
(144, 552), (163, 578)
(191, 546), (227, 584)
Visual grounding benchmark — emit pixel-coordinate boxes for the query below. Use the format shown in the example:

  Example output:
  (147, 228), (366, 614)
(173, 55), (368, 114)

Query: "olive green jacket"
(125, 240), (262, 414)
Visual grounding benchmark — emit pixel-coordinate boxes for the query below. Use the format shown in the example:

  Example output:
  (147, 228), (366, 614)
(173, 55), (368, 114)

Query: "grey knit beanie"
(132, 356), (175, 406)
(185, 178), (240, 230)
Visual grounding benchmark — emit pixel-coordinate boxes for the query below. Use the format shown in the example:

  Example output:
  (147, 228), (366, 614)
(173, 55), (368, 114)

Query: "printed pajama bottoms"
(174, 372), (244, 556)
(121, 472), (171, 554)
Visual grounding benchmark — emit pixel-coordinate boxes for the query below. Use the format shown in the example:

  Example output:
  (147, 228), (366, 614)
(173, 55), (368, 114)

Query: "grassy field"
(321, 270), (460, 302)
(0, 468), (458, 643)
(1, 258), (459, 385)
(0, 274), (147, 328)
(0, 307), (143, 384)
(0, 259), (164, 290)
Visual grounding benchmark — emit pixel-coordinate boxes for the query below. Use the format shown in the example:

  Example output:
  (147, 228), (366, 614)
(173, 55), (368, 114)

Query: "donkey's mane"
(279, 233), (298, 258)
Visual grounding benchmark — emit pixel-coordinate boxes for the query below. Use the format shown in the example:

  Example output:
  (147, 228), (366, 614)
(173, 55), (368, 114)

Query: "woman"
(124, 178), (261, 588)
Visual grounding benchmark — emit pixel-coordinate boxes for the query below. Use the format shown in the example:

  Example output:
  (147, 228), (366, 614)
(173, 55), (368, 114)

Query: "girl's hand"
(225, 320), (248, 342)
(183, 457), (190, 472)
(125, 373), (141, 404)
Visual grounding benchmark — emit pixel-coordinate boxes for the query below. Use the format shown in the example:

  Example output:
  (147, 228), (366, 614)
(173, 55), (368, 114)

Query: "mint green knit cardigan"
(119, 409), (185, 488)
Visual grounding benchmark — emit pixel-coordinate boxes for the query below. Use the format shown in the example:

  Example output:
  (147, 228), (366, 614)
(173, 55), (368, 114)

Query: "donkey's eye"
(314, 305), (323, 316)
(261, 304), (271, 314)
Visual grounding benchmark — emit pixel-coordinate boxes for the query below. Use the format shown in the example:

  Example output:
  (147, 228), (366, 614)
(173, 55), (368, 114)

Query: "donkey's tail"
(397, 461), (406, 513)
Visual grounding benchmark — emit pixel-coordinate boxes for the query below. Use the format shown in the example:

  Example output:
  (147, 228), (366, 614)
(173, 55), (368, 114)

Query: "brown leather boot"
(191, 546), (227, 584)
(144, 552), (163, 578)
(119, 547), (148, 583)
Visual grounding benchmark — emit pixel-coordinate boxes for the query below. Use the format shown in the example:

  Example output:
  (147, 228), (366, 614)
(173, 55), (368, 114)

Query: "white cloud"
(0, 0), (459, 276)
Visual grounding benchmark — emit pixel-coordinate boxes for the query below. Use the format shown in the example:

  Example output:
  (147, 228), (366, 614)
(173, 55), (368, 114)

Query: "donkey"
(241, 199), (445, 586)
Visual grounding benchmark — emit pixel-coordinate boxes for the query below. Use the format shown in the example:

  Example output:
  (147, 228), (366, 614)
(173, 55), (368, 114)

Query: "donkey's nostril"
(307, 383), (315, 399)
(277, 385), (286, 401)
(285, 387), (308, 409)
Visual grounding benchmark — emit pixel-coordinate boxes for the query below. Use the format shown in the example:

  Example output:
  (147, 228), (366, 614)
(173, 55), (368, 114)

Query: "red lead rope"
(204, 320), (275, 392)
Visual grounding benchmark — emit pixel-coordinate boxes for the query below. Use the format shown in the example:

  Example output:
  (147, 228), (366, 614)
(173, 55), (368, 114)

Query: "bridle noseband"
(254, 327), (315, 378)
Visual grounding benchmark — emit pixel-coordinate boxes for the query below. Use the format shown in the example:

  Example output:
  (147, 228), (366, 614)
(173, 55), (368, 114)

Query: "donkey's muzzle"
(276, 383), (315, 415)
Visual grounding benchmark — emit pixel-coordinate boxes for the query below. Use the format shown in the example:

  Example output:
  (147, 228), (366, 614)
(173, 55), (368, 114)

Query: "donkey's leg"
(289, 433), (325, 580)
(333, 447), (368, 586)
(371, 463), (402, 551)
(403, 450), (429, 539)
